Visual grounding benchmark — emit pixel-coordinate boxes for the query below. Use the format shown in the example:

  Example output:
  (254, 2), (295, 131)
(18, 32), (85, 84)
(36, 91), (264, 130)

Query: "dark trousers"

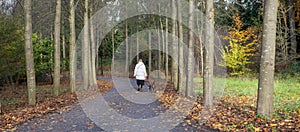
(136, 80), (145, 88)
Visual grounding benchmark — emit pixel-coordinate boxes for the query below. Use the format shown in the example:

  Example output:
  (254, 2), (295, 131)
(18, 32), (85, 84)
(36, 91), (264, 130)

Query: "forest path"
(16, 77), (217, 132)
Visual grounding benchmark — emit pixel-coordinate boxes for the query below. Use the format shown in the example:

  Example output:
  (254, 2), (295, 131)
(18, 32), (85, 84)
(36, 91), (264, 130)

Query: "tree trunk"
(288, 0), (297, 58)
(24, 0), (36, 105)
(96, 28), (103, 76)
(62, 14), (66, 75)
(159, 5), (165, 78)
(83, 0), (89, 89)
(96, 30), (99, 75)
(100, 48), (104, 76)
(203, 0), (215, 106)
(276, 4), (289, 70)
(112, 32), (115, 71)
(165, 13), (169, 81)
(149, 30), (152, 74)
(69, 0), (76, 93)
(130, 22), (133, 66)
(62, 35), (66, 59)
(171, 0), (178, 90)
(177, 0), (185, 92)
(196, 3), (204, 76)
(136, 26), (139, 62)
(53, 0), (61, 96)
(125, 1), (129, 73)
(186, 0), (195, 97)
(136, 4), (140, 62)
(125, 20), (129, 73)
(90, 7), (97, 86)
(257, 0), (279, 118)
(61, 14), (66, 61)
(157, 19), (161, 79)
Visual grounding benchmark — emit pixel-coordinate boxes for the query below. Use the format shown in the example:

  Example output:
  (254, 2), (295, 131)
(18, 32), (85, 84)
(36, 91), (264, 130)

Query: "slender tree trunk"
(53, 0), (61, 96)
(196, 3), (204, 76)
(51, 32), (54, 42)
(61, 15), (66, 61)
(112, 32), (115, 71)
(130, 21), (133, 64)
(149, 30), (152, 74)
(62, 36), (66, 59)
(136, 26), (139, 62)
(125, 2), (129, 73)
(96, 30), (99, 75)
(136, 4), (139, 62)
(100, 48), (104, 76)
(203, 0), (215, 106)
(24, 0), (36, 105)
(177, 0), (185, 92)
(171, 0), (178, 90)
(62, 16), (66, 75)
(288, 0), (297, 58)
(69, 0), (76, 93)
(129, 40), (133, 66)
(257, 0), (279, 118)
(9, 74), (14, 89)
(165, 14), (169, 81)
(186, 0), (195, 97)
(125, 21), (129, 72)
(90, 7), (97, 86)
(83, 0), (89, 89)
(87, 32), (92, 85)
(61, 18), (66, 78)
(276, 5), (289, 69)
(159, 5), (165, 76)
(157, 19), (161, 79)
(88, 49), (92, 85)
(62, 34), (66, 75)
(96, 48), (99, 75)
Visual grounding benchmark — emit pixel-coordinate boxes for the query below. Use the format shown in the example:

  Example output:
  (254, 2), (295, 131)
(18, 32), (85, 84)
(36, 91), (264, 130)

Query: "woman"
(134, 59), (147, 91)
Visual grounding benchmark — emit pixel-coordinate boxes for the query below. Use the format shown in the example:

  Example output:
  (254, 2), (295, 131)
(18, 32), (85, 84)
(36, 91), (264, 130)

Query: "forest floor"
(0, 77), (299, 131)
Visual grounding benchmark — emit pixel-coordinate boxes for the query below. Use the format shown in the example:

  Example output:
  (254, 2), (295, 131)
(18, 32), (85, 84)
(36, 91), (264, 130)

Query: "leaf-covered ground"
(0, 93), (77, 131)
(158, 88), (300, 131)
(1, 78), (300, 131)
(0, 80), (112, 131)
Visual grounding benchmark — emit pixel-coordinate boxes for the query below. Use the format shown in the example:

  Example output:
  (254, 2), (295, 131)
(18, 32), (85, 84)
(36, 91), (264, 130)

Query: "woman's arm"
(133, 65), (137, 77)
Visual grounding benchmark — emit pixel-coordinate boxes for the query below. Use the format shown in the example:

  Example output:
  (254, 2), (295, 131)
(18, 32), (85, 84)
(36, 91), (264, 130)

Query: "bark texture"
(53, 0), (61, 96)
(24, 0), (36, 105)
(69, 0), (76, 93)
(257, 0), (279, 117)
(177, 0), (185, 92)
(186, 0), (195, 97)
(83, 0), (89, 89)
(171, 0), (178, 90)
(203, 0), (215, 106)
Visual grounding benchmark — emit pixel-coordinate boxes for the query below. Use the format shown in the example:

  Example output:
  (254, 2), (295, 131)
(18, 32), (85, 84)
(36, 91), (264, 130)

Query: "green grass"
(223, 78), (258, 96)
(274, 79), (300, 112)
(194, 77), (300, 112)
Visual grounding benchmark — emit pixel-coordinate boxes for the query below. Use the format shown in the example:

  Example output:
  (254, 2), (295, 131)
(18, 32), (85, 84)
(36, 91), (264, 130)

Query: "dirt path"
(16, 77), (218, 132)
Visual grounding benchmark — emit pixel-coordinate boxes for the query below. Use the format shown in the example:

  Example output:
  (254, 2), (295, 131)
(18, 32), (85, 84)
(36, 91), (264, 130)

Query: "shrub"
(220, 13), (259, 76)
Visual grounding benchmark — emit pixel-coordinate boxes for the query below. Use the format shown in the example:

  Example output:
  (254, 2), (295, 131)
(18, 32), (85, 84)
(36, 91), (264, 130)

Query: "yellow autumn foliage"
(220, 13), (259, 76)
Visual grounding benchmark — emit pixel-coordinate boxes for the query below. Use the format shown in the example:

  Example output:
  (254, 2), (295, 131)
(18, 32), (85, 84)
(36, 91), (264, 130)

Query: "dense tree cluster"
(0, 0), (298, 118)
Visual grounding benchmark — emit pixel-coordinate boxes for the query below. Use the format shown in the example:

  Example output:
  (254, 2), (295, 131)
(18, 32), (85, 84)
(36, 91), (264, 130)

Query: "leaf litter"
(1, 79), (299, 131)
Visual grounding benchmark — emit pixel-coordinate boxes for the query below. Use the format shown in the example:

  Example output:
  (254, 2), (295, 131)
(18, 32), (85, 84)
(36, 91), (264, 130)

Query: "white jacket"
(134, 62), (147, 80)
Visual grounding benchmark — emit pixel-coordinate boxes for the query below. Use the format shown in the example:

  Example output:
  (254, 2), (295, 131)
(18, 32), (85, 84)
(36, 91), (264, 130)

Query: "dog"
(148, 80), (156, 92)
